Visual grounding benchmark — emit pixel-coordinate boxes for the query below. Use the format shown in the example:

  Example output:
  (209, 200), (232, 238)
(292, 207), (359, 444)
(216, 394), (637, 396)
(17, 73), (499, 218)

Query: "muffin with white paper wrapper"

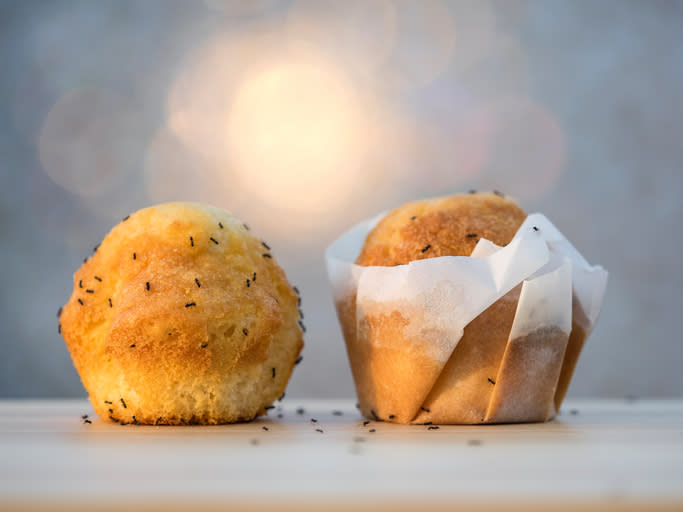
(326, 194), (607, 424)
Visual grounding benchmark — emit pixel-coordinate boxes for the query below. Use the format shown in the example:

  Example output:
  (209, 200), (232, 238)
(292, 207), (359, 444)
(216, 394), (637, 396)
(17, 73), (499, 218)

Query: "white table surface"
(1, 399), (682, 511)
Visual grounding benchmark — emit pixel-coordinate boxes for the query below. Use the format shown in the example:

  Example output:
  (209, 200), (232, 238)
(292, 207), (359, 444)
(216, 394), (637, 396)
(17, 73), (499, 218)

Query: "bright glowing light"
(226, 48), (368, 214)
(165, 28), (397, 243)
(166, 26), (295, 167)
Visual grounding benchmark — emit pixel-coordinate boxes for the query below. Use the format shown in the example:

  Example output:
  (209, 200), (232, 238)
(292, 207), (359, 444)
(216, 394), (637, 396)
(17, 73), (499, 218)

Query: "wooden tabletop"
(1, 399), (682, 511)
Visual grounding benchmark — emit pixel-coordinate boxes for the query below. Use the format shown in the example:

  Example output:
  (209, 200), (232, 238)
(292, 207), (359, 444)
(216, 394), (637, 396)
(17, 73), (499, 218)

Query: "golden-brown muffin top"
(60, 202), (297, 381)
(356, 192), (527, 266)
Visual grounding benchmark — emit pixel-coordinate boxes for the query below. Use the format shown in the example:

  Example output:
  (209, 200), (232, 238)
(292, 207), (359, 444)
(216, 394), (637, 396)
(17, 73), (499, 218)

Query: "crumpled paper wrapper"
(326, 213), (608, 424)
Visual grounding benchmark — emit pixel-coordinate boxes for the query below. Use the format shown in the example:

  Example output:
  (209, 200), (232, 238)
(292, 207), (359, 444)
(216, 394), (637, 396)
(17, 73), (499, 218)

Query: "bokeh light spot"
(227, 48), (368, 214)
(38, 87), (143, 198)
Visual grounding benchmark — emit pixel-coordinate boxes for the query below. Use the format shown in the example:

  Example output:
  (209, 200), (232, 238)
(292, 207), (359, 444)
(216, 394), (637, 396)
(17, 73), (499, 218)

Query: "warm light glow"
(162, 4), (543, 245)
(226, 48), (368, 214)
(166, 29), (276, 166)
(165, 28), (397, 244)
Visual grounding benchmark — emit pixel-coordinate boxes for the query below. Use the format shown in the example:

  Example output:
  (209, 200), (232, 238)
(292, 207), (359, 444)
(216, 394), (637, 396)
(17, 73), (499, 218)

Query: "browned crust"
(59, 203), (303, 425)
(356, 192), (527, 266)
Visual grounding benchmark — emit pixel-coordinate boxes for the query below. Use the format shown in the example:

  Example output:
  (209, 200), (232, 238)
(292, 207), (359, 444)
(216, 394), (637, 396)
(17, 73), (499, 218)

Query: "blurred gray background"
(1, 0), (681, 399)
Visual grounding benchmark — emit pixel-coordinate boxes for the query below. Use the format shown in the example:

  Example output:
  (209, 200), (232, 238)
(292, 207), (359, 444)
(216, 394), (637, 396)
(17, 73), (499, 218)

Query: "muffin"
(59, 202), (303, 425)
(326, 192), (607, 425)
(356, 192), (526, 266)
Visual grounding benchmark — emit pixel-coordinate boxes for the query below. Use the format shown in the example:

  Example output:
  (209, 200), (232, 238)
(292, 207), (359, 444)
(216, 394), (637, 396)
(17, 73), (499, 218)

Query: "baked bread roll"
(343, 192), (581, 424)
(357, 192), (527, 265)
(59, 202), (303, 425)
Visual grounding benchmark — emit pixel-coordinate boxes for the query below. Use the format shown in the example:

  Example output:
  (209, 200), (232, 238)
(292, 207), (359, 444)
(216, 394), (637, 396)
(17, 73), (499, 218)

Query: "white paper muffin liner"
(326, 212), (608, 424)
